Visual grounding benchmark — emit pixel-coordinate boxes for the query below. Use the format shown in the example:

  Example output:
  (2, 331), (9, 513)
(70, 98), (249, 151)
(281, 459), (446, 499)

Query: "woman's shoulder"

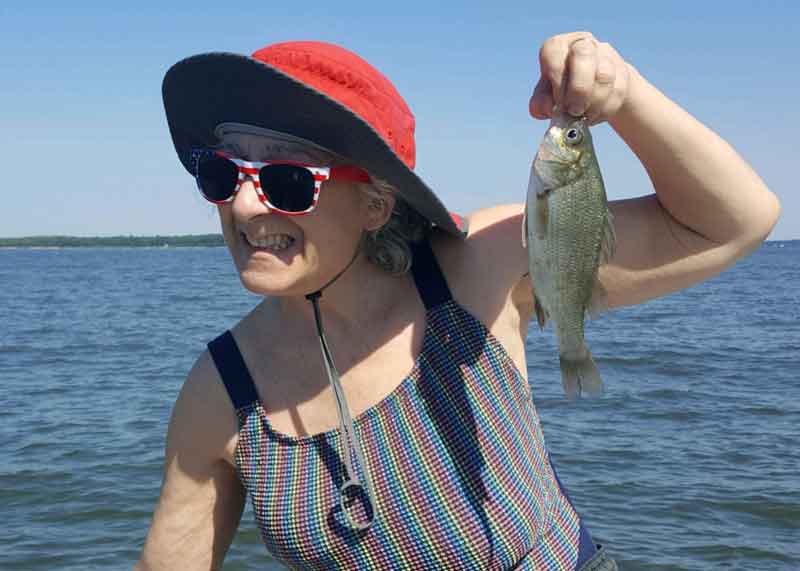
(429, 204), (533, 374)
(166, 349), (242, 467)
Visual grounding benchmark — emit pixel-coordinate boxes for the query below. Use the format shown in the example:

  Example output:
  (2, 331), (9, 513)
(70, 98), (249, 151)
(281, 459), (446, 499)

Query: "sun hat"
(162, 40), (468, 238)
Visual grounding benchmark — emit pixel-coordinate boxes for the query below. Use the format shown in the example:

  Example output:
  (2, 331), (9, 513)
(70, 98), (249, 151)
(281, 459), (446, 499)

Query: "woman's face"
(218, 175), (369, 297)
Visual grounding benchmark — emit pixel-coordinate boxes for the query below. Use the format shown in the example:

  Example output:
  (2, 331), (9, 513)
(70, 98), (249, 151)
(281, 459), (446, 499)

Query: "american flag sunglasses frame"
(191, 148), (329, 215)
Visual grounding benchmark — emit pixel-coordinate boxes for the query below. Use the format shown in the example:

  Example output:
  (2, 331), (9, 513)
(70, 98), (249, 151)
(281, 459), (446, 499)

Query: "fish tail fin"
(559, 348), (604, 400)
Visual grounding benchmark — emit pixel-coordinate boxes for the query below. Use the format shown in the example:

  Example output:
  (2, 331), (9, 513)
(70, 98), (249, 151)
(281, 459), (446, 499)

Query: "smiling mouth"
(242, 232), (296, 252)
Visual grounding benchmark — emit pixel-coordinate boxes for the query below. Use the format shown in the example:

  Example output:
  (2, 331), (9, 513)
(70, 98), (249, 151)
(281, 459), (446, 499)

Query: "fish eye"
(564, 127), (583, 145)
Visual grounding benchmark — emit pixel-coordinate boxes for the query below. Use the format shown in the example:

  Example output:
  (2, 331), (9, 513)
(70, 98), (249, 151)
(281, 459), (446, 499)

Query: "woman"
(137, 33), (780, 570)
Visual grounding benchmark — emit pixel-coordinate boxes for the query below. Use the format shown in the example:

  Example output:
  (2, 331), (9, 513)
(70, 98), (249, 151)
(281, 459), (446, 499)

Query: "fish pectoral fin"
(535, 194), (549, 240)
(586, 278), (609, 318)
(534, 294), (548, 330)
(599, 207), (617, 266)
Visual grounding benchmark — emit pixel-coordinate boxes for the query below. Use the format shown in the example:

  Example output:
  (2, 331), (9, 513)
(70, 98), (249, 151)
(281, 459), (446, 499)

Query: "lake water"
(1, 241), (798, 570)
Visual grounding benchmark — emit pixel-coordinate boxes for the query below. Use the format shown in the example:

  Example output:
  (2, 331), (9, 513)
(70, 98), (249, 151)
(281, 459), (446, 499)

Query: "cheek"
(217, 205), (234, 235)
(217, 206), (240, 255)
(302, 219), (353, 265)
(298, 218), (364, 282)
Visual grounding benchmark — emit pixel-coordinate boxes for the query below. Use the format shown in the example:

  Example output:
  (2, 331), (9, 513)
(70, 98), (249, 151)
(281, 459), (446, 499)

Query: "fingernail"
(567, 103), (584, 117)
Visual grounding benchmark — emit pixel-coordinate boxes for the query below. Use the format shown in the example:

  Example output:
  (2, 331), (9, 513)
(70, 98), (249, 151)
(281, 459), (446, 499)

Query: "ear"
(361, 190), (396, 232)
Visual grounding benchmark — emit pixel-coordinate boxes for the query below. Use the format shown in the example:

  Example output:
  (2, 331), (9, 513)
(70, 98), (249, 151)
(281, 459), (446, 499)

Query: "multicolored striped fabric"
(208, 239), (597, 570)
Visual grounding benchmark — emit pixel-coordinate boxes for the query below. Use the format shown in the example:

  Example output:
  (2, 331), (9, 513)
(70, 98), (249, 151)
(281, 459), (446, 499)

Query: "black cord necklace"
(304, 237), (377, 530)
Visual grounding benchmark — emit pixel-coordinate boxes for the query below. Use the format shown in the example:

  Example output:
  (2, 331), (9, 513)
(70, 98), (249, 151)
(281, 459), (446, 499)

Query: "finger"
(539, 35), (571, 105)
(563, 36), (598, 117)
(584, 55), (616, 124)
(592, 47), (631, 124)
(530, 76), (555, 119)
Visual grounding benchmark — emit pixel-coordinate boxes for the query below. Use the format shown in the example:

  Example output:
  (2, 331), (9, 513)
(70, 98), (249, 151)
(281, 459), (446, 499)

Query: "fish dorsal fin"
(599, 207), (616, 266)
(587, 207), (616, 318)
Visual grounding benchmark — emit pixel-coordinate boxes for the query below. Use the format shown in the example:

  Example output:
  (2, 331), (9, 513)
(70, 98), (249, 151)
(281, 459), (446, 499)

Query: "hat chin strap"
(304, 236), (377, 530)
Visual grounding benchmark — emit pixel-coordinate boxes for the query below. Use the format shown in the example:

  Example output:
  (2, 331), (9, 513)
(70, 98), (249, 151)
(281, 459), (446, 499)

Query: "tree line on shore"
(0, 235), (225, 247)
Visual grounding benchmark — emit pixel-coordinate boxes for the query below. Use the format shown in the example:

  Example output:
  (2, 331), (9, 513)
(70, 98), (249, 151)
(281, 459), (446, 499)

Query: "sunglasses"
(191, 149), (371, 215)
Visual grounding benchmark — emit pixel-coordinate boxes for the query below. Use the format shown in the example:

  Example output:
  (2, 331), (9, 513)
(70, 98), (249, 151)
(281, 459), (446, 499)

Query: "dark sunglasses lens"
(196, 154), (238, 201)
(259, 165), (316, 212)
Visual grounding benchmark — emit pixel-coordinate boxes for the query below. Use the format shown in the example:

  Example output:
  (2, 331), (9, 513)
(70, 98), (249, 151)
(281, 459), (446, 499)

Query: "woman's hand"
(530, 31), (633, 125)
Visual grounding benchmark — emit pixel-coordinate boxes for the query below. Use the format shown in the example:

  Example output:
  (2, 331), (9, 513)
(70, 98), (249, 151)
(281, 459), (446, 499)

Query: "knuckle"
(568, 83), (593, 99)
(595, 60), (616, 84)
(568, 62), (597, 91)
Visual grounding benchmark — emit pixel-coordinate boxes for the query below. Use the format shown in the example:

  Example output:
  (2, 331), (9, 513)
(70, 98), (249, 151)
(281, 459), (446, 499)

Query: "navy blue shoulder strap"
(410, 238), (453, 310)
(207, 330), (260, 410)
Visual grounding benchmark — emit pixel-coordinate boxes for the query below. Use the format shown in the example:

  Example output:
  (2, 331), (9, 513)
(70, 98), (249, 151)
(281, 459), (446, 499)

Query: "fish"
(522, 111), (616, 400)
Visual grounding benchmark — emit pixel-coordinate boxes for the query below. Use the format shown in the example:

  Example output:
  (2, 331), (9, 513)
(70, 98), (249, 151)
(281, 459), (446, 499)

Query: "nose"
(232, 176), (272, 215)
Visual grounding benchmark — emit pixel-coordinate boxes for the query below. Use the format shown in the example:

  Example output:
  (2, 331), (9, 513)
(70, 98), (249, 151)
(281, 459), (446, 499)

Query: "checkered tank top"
(208, 238), (599, 570)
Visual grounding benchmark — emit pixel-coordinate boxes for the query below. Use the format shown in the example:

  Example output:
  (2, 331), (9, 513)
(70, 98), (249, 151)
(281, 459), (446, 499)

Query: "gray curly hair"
(358, 177), (431, 275)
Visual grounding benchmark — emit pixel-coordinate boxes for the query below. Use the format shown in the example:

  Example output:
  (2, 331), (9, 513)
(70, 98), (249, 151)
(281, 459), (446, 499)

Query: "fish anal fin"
(534, 294), (548, 330)
(586, 278), (609, 319)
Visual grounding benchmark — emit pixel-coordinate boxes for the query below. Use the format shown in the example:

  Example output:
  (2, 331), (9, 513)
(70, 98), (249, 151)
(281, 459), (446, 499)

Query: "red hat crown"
(252, 41), (417, 170)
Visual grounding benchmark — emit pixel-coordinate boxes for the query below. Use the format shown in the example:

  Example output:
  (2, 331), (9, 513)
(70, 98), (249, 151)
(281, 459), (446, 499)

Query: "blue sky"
(1, 1), (797, 239)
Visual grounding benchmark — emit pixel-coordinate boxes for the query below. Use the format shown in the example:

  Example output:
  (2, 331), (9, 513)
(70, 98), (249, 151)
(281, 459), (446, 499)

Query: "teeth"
(246, 234), (295, 251)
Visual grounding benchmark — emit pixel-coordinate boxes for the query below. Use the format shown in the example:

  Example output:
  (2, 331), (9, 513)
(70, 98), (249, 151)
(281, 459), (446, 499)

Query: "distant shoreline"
(0, 235), (225, 248)
(0, 235), (795, 249)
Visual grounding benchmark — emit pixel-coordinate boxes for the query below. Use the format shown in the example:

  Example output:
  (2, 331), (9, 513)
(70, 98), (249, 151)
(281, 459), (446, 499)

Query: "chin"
(237, 269), (301, 297)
